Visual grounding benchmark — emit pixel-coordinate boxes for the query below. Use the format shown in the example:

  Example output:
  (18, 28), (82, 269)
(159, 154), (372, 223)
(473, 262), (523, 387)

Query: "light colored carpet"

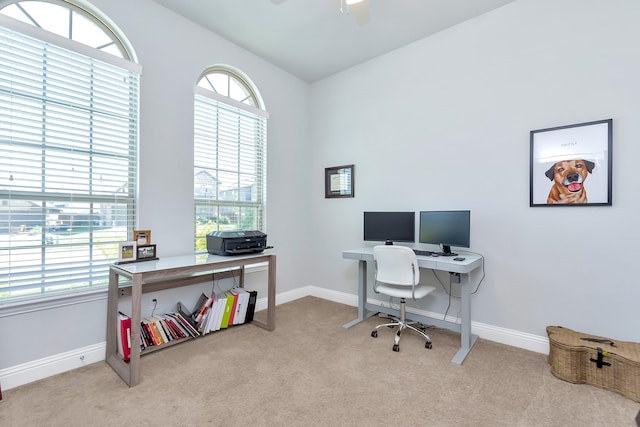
(1, 296), (638, 426)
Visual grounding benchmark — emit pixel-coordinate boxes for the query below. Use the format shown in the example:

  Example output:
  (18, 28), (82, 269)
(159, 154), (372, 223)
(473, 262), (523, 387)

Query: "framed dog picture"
(530, 119), (612, 207)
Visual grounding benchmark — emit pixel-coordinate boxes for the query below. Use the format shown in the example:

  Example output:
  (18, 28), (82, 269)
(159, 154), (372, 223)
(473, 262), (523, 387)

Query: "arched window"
(194, 67), (268, 250)
(0, 0), (140, 302)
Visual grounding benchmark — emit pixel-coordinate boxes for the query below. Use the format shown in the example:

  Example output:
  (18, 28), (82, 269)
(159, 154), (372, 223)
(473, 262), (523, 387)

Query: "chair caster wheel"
(425, 342), (433, 349)
(393, 344), (400, 352)
(371, 330), (378, 338)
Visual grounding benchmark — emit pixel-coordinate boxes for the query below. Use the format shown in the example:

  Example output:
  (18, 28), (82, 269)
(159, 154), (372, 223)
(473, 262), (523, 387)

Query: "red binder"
(118, 312), (131, 361)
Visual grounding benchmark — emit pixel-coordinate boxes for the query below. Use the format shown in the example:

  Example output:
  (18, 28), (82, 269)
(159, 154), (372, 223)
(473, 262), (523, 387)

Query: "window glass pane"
(71, 10), (112, 50)
(20, 1), (69, 38)
(0, 1), (127, 59)
(0, 7), (138, 302)
(194, 70), (265, 252)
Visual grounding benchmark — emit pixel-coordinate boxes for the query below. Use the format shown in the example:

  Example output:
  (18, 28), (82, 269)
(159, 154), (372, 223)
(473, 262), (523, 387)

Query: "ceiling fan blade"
(350, 0), (370, 25)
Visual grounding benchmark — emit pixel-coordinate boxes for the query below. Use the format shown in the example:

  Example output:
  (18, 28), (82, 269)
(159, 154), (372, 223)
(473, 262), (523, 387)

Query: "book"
(243, 289), (258, 323)
(177, 301), (197, 328)
(219, 291), (235, 329)
(117, 312), (131, 361)
(202, 293), (220, 335)
(140, 322), (153, 348)
(227, 289), (239, 326)
(144, 319), (163, 345)
(232, 288), (250, 325)
(212, 291), (226, 331)
(191, 293), (210, 325)
(151, 317), (170, 343)
(168, 312), (200, 337)
(162, 315), (187, 339)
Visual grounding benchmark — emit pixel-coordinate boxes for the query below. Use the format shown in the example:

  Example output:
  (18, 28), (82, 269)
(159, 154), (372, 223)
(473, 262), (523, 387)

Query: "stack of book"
(116, 288), (257, 360)
(192, 287), (257, 335)
(139, 311), (200, 349)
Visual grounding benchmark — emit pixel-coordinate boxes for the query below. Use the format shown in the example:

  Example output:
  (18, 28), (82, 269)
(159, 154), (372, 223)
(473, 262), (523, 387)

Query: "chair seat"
(375, 283), (436, 299)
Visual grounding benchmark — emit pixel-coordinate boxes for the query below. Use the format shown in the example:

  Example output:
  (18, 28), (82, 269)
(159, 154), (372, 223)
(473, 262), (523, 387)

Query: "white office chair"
(370, 245), (436, 352)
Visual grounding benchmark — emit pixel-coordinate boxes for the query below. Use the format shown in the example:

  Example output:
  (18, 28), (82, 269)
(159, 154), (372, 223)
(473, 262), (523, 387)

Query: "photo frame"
(136, 244), (157, 261)
(133, 229), (151, 245)
(530, 119), (612, 207)
(118, 241), (136, 263)
(325, 164), (354, 198)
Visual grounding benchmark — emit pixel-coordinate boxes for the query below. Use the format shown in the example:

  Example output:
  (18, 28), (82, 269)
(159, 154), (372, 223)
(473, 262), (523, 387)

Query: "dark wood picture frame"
(530, 119), (612, 207)
(136, 244), (157, 261)
(325, 164), (354, 198)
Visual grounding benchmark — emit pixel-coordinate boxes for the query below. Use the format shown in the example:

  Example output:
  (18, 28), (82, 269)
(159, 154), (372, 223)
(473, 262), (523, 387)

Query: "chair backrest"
(373, 245), (419, 286)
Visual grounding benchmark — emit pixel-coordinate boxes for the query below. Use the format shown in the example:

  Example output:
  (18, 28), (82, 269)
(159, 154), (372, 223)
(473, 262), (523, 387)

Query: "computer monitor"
(363, 211), (415, 245)
(419, 210), (470, 256)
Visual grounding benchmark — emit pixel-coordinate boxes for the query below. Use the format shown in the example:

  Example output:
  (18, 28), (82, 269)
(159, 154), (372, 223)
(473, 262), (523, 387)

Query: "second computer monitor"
(419, 210), (470, 256)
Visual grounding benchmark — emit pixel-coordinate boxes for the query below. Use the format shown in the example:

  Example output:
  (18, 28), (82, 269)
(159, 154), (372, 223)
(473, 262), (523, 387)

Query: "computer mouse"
(431, 253), (439, 257)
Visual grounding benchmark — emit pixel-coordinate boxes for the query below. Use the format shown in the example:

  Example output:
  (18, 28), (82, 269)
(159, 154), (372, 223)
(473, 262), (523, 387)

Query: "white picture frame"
(118, 241), (137, 263)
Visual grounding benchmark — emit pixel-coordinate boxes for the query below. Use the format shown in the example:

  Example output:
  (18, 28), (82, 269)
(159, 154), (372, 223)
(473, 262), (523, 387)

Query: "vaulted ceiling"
(151, 0), (516, 82)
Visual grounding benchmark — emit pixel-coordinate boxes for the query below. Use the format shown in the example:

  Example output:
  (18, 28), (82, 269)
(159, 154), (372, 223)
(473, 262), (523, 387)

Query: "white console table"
(106, 252), (276, 387)
(342, 247), (482, 364)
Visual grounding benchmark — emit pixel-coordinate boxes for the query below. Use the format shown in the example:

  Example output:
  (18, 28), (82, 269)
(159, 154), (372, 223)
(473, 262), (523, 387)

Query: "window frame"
(193, 67), (268, 252)
(0, 4), (139, 308)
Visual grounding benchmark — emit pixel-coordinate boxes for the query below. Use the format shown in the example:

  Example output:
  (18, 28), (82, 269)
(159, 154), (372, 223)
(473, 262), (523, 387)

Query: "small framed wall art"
(530, 119), (612, 206)
(325, 164), (354, 198)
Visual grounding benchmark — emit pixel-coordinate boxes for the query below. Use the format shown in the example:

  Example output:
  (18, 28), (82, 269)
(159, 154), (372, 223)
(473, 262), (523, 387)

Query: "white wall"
(309, 0), (640, 342)
(0, 0), (311, 373)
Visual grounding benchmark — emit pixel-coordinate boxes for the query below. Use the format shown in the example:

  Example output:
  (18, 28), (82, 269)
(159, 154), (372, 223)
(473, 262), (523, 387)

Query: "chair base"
(370, 298), (432, 352)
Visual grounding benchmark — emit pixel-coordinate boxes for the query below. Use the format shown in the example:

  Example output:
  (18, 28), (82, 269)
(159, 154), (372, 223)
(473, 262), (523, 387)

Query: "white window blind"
(194, 88), (267, 251)
(0, 20), (139, 302)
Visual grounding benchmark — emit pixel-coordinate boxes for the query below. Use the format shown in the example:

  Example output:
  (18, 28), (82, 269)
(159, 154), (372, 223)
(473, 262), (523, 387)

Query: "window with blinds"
(0, 14), (139, 302)
(194, 69), (268, 251)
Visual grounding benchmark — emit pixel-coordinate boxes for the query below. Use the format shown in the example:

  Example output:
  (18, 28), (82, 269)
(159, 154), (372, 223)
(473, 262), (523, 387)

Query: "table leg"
(451, 272), (478, 364)
(343, 259), (371, 328)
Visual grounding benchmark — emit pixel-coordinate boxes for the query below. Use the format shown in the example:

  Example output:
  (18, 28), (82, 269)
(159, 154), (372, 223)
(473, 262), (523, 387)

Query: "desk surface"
(113, 252), (271, 275)
(342, 247), (482, 274)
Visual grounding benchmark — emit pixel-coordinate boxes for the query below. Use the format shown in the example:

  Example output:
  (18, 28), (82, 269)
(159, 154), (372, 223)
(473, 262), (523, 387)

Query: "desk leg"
(251, 255), (276, 331)
(127, 274), (142, 386)
(451, 273), (479, 365)
(343, 259), (375, 328)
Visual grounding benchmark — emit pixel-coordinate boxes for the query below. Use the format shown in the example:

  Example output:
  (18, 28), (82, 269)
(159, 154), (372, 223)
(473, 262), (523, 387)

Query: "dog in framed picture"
(544, 159), (595, 204)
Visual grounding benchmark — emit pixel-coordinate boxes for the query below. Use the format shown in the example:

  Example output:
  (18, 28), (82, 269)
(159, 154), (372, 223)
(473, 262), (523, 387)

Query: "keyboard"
(413, 249), (433, 256)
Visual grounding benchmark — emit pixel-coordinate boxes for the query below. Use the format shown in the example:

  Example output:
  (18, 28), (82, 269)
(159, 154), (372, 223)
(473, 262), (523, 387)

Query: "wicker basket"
(547, 326), (640, 402)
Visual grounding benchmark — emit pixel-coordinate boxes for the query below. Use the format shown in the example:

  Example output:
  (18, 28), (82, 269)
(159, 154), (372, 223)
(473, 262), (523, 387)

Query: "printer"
(206, 230), (269, 256)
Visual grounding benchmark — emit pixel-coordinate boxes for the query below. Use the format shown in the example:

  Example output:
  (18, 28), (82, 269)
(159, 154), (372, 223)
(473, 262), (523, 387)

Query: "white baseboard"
(307, 287), (550, 354)
(0, 286), (548, 391)
(0, 343), (105, 391)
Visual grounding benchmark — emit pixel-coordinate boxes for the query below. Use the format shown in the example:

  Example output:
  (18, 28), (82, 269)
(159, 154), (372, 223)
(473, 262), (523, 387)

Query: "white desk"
(342, 247), (482, 364)
(106, 253), (276, 387)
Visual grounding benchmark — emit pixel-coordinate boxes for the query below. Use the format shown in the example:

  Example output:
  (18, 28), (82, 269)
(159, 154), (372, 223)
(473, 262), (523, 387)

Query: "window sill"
(0, 288), (109, 318)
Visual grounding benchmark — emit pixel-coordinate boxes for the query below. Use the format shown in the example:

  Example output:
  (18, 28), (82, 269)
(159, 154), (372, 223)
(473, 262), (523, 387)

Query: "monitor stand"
(384, 240), (394, 246)
(438, 244), (457, 256)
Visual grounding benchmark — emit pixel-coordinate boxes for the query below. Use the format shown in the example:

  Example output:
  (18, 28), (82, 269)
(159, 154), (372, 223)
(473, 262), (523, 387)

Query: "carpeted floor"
(1, 296), (639, 426)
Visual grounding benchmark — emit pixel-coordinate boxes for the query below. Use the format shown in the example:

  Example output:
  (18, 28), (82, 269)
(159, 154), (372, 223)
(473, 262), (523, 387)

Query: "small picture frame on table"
(133, 229), (151, 245)
(118, 241), (136, 263)
(325, 164), (354, 198)
(136, 244), (157, 261)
